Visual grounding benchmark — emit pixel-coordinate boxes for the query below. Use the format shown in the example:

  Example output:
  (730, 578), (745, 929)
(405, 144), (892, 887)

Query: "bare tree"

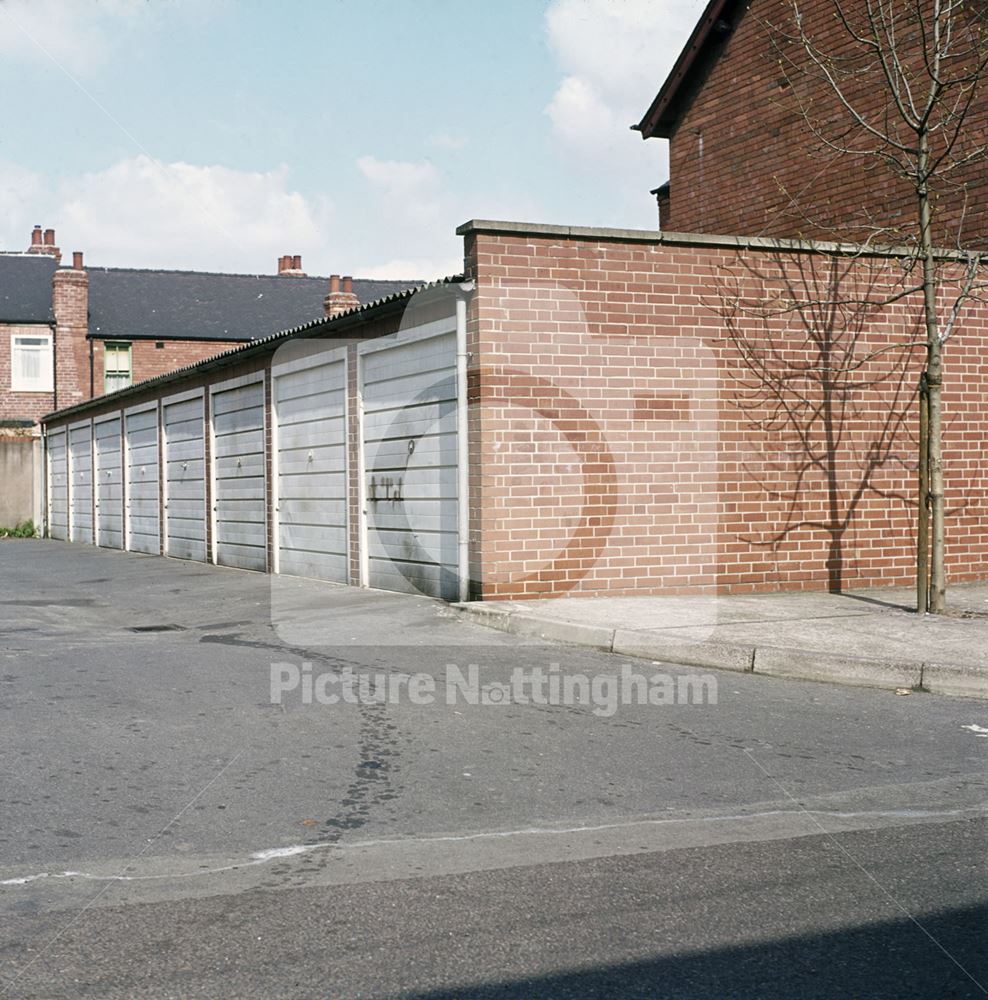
(771, 0), (988, 612)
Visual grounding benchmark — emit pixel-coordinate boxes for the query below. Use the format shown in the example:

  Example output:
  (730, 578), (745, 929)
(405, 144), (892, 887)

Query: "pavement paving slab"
(456, 583), (988, 697)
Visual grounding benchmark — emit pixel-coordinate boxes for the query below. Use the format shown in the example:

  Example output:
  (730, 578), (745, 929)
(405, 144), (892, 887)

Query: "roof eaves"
(634, 0), (737, 140)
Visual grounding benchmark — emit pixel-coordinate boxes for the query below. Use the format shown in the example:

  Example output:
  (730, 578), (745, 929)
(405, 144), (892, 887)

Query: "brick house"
(1, 225), (415, 424)
(0, 225), (415, 524)
(635, 0), (988, 246)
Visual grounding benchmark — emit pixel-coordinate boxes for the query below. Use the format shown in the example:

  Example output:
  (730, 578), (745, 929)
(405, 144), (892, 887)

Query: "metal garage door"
(211, 378), (266, 571)
(163, 393), (206, 562)
(273, 350), (347, 582)
(94, 416), (123, 549)
(361, 330), (459, 599)
(125, 405), (160, 555)
(47, 428), (68, 541)
(68, 422), (93, 544)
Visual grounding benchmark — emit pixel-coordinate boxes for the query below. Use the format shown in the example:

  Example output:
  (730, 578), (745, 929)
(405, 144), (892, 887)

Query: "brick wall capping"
(455, 219), (986, 263)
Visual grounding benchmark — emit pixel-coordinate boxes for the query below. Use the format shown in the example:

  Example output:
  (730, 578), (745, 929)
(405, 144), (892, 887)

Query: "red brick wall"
(52, 268), (88, 410)
(665, 0), (988, 246)
(0, 324), (54, 422)
(465, 226), (988, 600)
(91, 339), (245, 397)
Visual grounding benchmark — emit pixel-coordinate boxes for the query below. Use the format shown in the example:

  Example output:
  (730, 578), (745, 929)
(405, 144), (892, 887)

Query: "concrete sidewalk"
(455, 584), (988, 699)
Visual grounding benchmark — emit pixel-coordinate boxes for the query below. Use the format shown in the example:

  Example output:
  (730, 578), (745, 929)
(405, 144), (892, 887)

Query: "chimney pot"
(73, 251), (84, 270)
(30, 226), (42, 247)
(277, 255), (286, 273)
(44, 228), (55, 246)
(323, 272), (361, 319)
(293, 255), (302, 271)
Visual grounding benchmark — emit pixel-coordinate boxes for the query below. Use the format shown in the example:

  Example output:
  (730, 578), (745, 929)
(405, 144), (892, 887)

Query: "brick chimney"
(323, 274), (360, 319)
(277, 253), (306, 277)
(26, 224), (62, 265)
(52, 250), (88, 407)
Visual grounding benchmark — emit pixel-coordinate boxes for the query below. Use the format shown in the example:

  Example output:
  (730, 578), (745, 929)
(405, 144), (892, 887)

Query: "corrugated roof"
(0, 254), (57, 324)
(42, 275), (467, 424)
(87, 267), (419, 342)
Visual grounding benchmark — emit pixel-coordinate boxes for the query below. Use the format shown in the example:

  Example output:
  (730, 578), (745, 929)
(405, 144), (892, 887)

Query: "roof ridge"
(84, 265), (422, 282)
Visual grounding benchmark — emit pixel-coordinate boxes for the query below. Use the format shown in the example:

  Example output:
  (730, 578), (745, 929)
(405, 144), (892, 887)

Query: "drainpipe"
(48, 321), (57, 410)
(455, 281), (475, 603)
(39, 425), (48, 538)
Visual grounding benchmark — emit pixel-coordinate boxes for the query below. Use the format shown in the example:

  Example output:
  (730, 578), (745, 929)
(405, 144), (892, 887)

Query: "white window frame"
(10, 330), (54, 393)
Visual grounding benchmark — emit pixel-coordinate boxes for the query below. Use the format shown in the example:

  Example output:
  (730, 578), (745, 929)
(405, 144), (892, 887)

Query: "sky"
(0, 0), (707, 280)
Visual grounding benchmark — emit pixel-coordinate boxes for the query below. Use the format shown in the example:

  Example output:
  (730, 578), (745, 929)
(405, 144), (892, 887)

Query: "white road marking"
(2, 802), (985, 889)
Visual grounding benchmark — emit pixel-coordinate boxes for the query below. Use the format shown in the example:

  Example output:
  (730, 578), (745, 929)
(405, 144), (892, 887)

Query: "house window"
(104, 342), (132, 393)
(10, 333), (53, 392)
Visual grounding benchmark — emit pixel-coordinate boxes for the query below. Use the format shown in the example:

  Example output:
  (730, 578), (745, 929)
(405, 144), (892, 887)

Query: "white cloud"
(56, 155), (333, 273)
(350, 154), (544, 280)
(0, 161), (45, 247)
(353, 155), (453, 275)
(0, 0), (214, 75)
(356, 155), (444, 228)
(545, 0), (708, 190)
(0, 0), (146, 74)
(428, 131), (469, 152)
(353, 255), (463, 282)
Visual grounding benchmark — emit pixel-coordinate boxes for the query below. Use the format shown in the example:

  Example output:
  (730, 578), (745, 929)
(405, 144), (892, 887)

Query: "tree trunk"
(917, 372), (929, 613)
(918, 133), (947, 613)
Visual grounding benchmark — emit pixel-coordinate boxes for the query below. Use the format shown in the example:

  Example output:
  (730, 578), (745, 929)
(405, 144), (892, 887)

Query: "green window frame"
(104, 342), (132, 393)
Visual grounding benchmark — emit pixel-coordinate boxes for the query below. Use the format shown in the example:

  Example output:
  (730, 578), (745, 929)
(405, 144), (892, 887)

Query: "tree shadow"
(709, 251), (925, 594)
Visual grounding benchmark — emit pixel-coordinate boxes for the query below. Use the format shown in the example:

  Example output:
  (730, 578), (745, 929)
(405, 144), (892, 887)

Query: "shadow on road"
(409, 902), (988, 999)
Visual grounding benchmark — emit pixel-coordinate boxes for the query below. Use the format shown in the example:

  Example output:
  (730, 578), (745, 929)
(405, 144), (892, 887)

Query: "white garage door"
(274, 350), (348, 583)
(125, 405), (160, 555)
(361, 330), (459, 599)
(68, 422), (93, 545)
(94, 415), (123, 549)
(163, 393), (206, 562)
(47, 428), (68, 541)
(211, 378), (267, 572)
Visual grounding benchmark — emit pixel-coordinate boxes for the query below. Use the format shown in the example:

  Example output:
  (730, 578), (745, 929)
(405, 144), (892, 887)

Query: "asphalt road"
(1, 541), (986, 998)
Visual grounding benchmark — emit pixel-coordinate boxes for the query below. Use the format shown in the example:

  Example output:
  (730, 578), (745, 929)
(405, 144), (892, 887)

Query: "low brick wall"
(462, 222), (988, 600)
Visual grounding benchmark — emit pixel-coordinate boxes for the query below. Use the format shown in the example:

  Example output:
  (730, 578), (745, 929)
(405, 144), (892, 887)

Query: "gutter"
(49, 320), (57, 411)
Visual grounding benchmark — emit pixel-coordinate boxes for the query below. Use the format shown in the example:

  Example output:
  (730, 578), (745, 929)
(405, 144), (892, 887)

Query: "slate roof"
(86, 268), (420, 342)
(42, 275), (469, 423)
(0, 254), (57, 323)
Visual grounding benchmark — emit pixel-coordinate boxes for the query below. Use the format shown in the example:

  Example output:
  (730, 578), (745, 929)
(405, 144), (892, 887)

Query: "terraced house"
(0, 224), (414, 526)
